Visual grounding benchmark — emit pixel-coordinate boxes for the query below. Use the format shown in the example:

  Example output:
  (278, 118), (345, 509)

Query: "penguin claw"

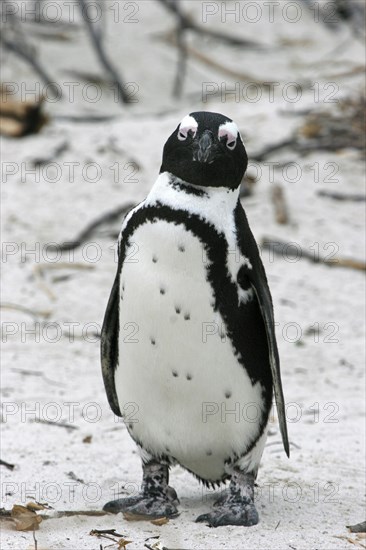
(123, 496), (179, 519)
(103, 494), (179, 518)
(103, 496), (142, 514)
(195, 502), (259, 527)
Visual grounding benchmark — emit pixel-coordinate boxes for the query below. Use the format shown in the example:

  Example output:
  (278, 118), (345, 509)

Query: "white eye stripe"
(178, 127), (197, 140)
(178, 114), (198, 141)
(218, 121), (240, 149)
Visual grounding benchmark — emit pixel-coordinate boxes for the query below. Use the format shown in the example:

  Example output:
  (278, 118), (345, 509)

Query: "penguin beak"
(195, 131), (214, 163)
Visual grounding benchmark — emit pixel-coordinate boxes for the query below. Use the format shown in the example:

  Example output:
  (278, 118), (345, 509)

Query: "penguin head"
(160, 111), (248, 190)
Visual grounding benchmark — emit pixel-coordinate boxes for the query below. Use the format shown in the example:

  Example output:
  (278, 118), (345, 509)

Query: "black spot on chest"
(118, 203), (272, 401)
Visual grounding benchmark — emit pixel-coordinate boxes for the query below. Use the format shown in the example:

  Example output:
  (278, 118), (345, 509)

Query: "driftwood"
(0, 459), (15, 471)
(0, 509), (108, 520)
(162, 32), (270, 86)
(78, 0), (131, 104)
(157, 0), (266, 95)
(299, 0), (366, 34)
(32, 141), (68, 167)
(251, 140), (294, 162)
(30, 419), (78, 431)
(170, 0), (188, 98)
(252, 96), (365, 160)
(46, 202), (136, 252)
(270, 184), (290, 224)
(0, 90), (47, 137)
(2, 0), (131, 108)
(54, 114), (119, 123)
(317, 190), (366, 202)
(157, 0), (264, 48)
(261, 238), (366, 272)
(90, 529), (125, 537)
(0, 37), (58, 96)
(299, 98), (366, 154)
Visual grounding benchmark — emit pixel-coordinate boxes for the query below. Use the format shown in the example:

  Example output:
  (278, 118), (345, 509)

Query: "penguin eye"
(226, 139), (237, 150)
(219, 129), (237, 150)
(178, 126), (197, 141)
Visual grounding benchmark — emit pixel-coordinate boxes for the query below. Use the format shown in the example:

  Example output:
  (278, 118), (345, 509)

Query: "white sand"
(1, 1), (365, 548)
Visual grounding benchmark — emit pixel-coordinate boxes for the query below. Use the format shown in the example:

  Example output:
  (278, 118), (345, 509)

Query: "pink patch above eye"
(178, 126), (197, 140)
(219, 128), (236, 142)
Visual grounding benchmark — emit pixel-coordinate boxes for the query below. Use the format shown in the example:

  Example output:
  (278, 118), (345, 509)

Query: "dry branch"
(261, 238), (366, 272)
(1, 37), (58, 95)
(46, 203), (136, 252)
(317, 190), (366, 202)
(78, 0), (131, 104)
(0, 509), (109, 520)
(0, 459), (15, 471)
(162, 32), (270, 85)
(157, 0), (264, 47)
(31, 419), (78, 430)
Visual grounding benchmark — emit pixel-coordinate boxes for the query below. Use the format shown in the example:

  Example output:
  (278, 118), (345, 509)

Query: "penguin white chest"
(115, 218), (265, 481)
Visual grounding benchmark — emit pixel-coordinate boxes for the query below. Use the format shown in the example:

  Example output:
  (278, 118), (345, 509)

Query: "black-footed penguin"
(101, 111), (289, 527)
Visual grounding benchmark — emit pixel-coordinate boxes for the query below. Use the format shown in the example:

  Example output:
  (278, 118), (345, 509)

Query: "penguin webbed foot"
(196, 470), (258, 527)
(103, 461), (179, 518)
(103, 495), (142, 514)
(196, 500), (258, 527)
(120, 494), (178, 518)
(103, 486), (179, 517)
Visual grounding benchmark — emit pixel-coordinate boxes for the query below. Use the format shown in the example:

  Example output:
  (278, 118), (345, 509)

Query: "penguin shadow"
(176, 483), (229, 521)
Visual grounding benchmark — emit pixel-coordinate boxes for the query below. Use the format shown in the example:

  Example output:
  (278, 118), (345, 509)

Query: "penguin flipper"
(101, 270), (122, 417)
(250, 279), (290, 457)
(234, 203), (290, 457)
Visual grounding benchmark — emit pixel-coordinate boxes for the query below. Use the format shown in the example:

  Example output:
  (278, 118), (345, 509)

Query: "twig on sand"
(317, 190), (366, 202)
(0, 459), (15, 471)
(46, 203), (136, 252)
(261, 238), (366, 272)
(0, 509), (109, 519)
(90, 529), (126, 537)
(250, 140), (294, 162)
(30, 419), (78, 431)
(33, 263), (95, 301)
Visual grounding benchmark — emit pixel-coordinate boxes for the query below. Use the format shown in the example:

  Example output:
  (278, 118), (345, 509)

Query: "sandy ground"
(1, 1), (365, 549)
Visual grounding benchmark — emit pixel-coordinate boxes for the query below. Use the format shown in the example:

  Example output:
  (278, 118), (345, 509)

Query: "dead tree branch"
(46, 202), (136, 252)
(261, 238), (366, 272)
(0, 37), (58, 95)
(78, 0), (131, 104)
(157, 0), (264, 47)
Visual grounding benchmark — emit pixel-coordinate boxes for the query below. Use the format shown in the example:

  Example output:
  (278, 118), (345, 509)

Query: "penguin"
(101, 111), (289, 527)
